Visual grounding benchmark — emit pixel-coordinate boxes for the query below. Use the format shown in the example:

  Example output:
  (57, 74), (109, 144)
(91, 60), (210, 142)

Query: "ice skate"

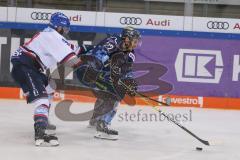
(94, 120), (118, 140)
(35, 126), (59, 147)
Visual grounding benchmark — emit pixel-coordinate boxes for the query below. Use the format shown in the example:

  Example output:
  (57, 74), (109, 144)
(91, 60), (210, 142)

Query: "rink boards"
(1, 87), (240, 110)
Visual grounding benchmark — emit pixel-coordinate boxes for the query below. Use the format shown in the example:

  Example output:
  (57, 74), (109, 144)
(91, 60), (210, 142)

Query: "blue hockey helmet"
(49, 12), (70, 33)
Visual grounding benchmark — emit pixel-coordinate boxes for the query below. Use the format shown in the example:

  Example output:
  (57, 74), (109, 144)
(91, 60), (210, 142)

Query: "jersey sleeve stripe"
(20, 46), (46, 70)
(60, 52), (76, 64)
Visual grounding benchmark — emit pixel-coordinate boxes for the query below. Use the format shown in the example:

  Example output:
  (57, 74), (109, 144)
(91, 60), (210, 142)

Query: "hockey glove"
(82, 65), (100, 84)
(120, 78), (138, 97)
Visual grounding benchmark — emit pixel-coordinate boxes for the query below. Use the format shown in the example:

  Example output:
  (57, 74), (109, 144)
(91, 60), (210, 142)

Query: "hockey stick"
(136, 91), (170, 106)
(118, 80), (210, 146)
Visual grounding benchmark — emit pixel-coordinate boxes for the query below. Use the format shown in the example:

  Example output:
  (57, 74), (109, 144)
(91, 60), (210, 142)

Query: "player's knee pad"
(33, 98), (50, 117)
(33, 99), (50, 128)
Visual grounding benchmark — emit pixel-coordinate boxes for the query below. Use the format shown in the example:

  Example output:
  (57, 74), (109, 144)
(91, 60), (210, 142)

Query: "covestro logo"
(159, 95), (203, 107)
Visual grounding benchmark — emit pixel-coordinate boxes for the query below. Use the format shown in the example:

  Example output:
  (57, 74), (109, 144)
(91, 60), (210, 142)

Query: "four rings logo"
(120, 17), (142, 25)
(207, 21), (229, 30)
(31, 12), (52, 20)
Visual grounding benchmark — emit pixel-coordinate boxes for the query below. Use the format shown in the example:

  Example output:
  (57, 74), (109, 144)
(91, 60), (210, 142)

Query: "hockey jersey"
(11, 27), (81, 70)
(77, 34), (136, 98)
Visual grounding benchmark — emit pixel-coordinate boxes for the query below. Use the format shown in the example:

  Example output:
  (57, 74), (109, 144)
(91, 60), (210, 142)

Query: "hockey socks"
(34, 104), (59, 146)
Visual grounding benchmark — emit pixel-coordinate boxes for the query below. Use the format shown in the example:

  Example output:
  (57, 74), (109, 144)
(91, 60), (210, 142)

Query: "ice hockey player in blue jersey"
(77, 26), (141, 140)
(11, 12), (85, 146)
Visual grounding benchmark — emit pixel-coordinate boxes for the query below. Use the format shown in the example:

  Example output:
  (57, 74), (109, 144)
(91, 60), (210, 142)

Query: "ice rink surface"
(0, 99), (239, 160)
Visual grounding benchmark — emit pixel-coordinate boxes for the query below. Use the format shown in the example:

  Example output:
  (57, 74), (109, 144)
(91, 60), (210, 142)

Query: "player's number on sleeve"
(104, 42), (114, 51)
(12, 48), (23, 57)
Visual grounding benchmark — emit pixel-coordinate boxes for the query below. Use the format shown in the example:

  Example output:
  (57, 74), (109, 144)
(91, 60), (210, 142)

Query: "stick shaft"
(119, 80), (210, 146)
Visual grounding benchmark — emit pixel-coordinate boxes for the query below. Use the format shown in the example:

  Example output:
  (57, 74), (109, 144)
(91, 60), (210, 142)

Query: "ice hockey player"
(10, 12), (85, 146)
(77, 26), (141, 140)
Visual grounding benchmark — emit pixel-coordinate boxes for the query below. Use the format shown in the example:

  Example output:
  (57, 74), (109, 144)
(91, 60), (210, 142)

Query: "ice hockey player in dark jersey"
(77, 26), (141, 140)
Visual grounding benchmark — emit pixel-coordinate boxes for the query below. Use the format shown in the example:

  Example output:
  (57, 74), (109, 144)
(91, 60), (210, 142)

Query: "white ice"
(0, 99), (239, 160)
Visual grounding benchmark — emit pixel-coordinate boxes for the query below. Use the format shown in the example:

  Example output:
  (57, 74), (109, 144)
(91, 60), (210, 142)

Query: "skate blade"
(94, 132), (118, 140)
(35, 139), (59, 147)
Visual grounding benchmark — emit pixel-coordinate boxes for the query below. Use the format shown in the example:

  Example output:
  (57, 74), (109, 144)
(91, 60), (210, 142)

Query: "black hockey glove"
(120, 78), (138, 97)
(82, 64), (100, 84)
(79, 54), (104, 85)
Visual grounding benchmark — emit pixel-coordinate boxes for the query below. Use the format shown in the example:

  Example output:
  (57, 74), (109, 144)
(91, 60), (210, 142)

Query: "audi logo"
(120, 17), (142, 25)
(207, 21), (229, 30)
(31, 12), (52, 20)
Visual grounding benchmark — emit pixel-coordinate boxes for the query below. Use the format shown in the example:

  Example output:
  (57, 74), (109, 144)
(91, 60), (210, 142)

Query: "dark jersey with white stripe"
(77, 34), (136, 98)
(89, 34), (135, 78)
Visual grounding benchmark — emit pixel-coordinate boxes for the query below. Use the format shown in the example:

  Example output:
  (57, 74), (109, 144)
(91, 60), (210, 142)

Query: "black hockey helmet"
(121, 26), (141, 41)
(121, 26), (141, 51)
